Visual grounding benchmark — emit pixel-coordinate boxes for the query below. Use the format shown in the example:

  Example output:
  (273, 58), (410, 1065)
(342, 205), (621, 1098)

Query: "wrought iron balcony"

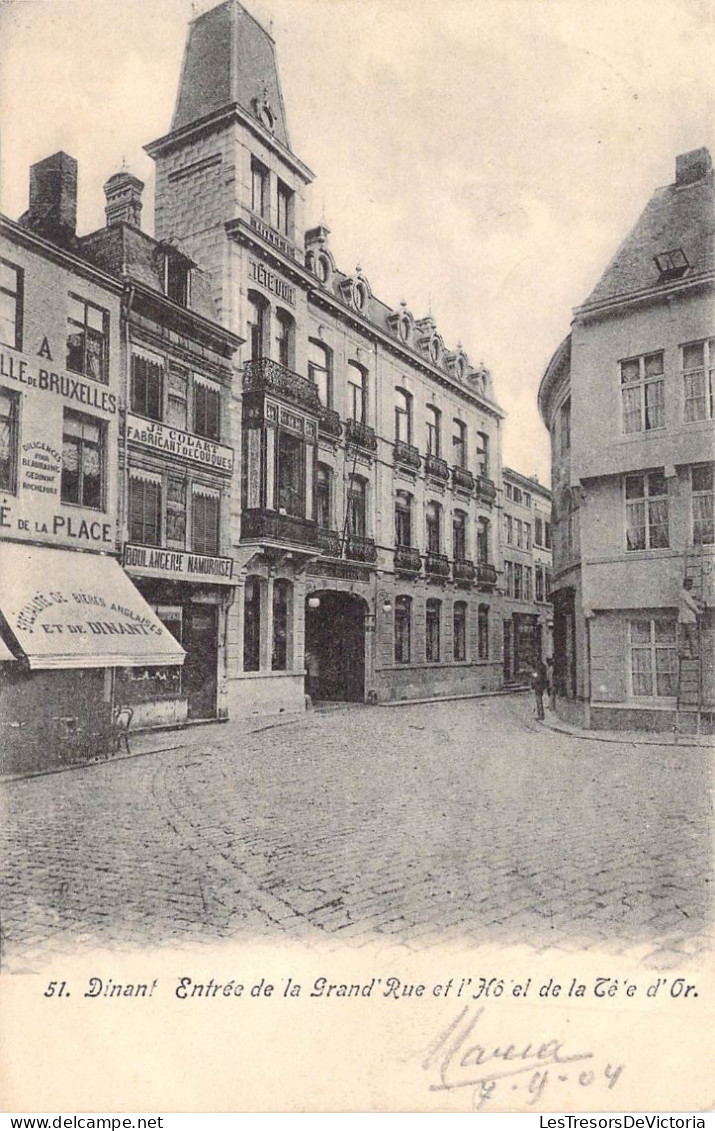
(316, 527), (342, 557)
(241, 508), (318, 548)
(318, 405), (342, 438)
(243, 358), (321, 413)
(475, 475), (497, 505)
(394, 545), (422, 574)
(424, 453), (450, 482)
(476, 562), (498, 589)
(452, 465), (475, 492)
(453, 557), (476, 584)
(393, 440), (421, 470)
(425, 551), (450, 578)
(345, 534), (378, 563)
(344, 418), (378, 451)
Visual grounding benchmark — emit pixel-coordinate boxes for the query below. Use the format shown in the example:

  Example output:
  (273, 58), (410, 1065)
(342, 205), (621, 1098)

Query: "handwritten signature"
(422, 1005), (624, 1108)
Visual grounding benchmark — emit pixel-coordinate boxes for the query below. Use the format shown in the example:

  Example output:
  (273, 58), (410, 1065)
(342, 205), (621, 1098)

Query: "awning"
(0, 634), (16, 662)
(0, 543), (185, 670)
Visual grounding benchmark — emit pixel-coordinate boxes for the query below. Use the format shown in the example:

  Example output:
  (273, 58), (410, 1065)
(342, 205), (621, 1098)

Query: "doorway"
(304, 591), (366, 702)
(184, 604), (218, 718)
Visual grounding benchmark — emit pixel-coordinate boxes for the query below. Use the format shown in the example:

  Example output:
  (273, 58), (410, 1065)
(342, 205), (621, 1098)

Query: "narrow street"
(0, 695), (711, 971)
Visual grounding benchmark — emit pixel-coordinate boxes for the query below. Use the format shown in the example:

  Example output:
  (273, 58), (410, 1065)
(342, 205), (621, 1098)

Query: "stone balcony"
(345, 534), (378, 563)
(394, 545), (422, 575)
(344, 418), (378, 452)
(452, 465), (475, 492)
(425, 551), (450, 579)
(243, 358), (321, 413)
(476, 562), (498, 589)
(241, 508), (318, 548)
(453, 557), (476, 584)
(475, 475), (497, 506)
(393, 440), (421, 471)
(424, 453), (450, 482)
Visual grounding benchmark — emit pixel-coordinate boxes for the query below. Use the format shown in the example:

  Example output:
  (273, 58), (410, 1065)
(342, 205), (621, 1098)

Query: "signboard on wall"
(124, 543), (235, 585)
(126, 414), (234, 474)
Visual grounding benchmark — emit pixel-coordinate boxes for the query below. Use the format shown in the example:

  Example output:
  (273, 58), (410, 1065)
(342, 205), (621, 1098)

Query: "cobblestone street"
(0, 695), (711, 971)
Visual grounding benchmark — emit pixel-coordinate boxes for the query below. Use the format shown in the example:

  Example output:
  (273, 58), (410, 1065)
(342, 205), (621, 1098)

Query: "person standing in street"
(678, 578), (705, 658)
(531, 657), (548, 720)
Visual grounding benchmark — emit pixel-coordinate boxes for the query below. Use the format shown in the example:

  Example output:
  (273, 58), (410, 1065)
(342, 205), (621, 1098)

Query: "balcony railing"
(345, 534), (378, 563)
(453, 557), (476, 584)
(476, 562), (498, 588)
(246, 210), (300, 261)
(475, 475), (497, 505)
(393, 440), (421, 470)
(318, 406), (342, 438)
(394, 545), (422, 574)
(241, 508), (318, 548)
(344, 418), (378, 452)
(243, 358), (321, 412)
(424, 453), (450, 482)
(425, 551), (450, 578)
(316, 527), (342, 557)
(452, 465), (475, 492)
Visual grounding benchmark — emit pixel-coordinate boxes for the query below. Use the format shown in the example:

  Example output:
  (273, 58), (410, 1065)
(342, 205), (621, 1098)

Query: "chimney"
(675, 147), (712, 187)
(103, 167), (144, 228)
(22, 152), (78, 243)
(305, 223), (331, 252)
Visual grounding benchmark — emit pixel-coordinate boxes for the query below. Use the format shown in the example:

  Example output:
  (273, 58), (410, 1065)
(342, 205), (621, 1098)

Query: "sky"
(1, 0), (713, 481)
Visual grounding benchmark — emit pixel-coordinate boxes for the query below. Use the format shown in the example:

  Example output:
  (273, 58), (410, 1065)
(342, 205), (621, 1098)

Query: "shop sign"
(124, 543), (235, 585)
(126, 415), (234, 474)
(248, 260), (295, 306)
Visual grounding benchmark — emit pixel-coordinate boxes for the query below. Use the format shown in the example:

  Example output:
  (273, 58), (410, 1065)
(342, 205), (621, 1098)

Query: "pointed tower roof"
(172, 0), (290, 149)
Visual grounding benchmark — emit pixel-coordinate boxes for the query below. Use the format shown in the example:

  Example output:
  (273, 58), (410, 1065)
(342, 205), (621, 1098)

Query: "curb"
(537, 714), (712, 750)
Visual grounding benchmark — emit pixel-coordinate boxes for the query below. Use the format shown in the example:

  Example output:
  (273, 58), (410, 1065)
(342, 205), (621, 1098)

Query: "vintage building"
(145, 0), (505, 712)
(501, 467), (552, 682)
(539, 148), (714, 730)
(0, 154), (185, 772)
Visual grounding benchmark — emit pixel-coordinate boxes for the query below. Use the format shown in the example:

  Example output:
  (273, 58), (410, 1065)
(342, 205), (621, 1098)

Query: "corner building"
(539, 149), (714, 730)
(146, 0), (505, 712)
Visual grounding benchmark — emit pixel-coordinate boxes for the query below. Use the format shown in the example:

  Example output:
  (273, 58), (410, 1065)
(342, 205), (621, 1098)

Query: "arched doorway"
(304, 590), (367, 703)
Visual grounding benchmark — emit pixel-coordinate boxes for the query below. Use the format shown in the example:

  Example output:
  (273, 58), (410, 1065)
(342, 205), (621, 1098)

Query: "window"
(452, 419), (467, 468)
(524, 523), (532, 550)
(165, 255), (190, 306)
(0, 259), (23, 350)
(316, 464), (332, 529)
(453, 601), (467, 661)
(620, 353), (664, 433)
(505, 482), (513, 500)
(654, 248), (689, 281)
(514, 562), (523, 600)
(504, 560), (514, 597)
(272, 580), (290, 670)
(61, 410), (103, 508)
(477, 517), (489, 564)
(274, 309), (294, 368)
(395, 490), (412, 547)
(308, 340), (332, 406)
(426, 501), (441, 554)
(166, 474), (187, 546)
(66, 294), (108, 382)
(167, 364), (188, 429)
(131, 350), (164, 421)
(683, 340), (714, 422)
(523, 492), (531, 508)
(426, 405), (441, 457)
(251, 158), (268, 217)
(193, 378), (221, 440)
(347, 362), (367, 422)
(243, 577), (261, 672)
(276, 430), (305, 517)
(426, 599), (441, 662)
(394, 596), (411, 663)
(545, 569), (552, 600)
(534, 517), (543, 547)
(129, 472), (161, 545)
(277, 180), (293, 237)
(0, 388), (19, 492)
(692, 464), (714, 545)
(535, 565), (544, 603)
(453, 510), (466, 560)
(625, 470), (669, 550)
(544, 521), (552, 549)
(504, 514), (513, 546)
(192, 488), (220, 555)
(247, 293), (268, 361)
(524, 566), (533, 601)
(515, 519), (524, 549)
(346, 475), (367, 538)
(560, 396), (572, 447)
(629, 619), (677, 698)
(478, 604), (489, 660)
(512, 486), (523, 506)
(395, 388), (412, 444)
(476, 432), (490, 477)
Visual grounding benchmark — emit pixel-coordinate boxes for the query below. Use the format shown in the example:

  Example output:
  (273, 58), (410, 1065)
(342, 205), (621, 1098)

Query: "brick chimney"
(675, 147), (712, 187)
(21, 152), (78, 244)
(103, 167), (144, 228)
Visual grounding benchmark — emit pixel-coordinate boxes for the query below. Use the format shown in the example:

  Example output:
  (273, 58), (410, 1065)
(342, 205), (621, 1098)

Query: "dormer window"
(654, 248), (689, 282)
(354, 280), (368, 312)
(429, 336), (442, 365)
(165, 254), (190, 306)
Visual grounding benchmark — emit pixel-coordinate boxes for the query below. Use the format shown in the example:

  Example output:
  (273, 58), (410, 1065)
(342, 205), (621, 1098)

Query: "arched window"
(395, 490), (412, 547)
(426, 405), (441, 457)
(274, 308), (295, 369)
(308, 339), (332, 406)
(453, 601), (467, 662)
(246, 291), (268, 361)
(426, 500), (441, 554)
(347, 361), (367, 423)
(243, 576), (261, 672)
(426, 598), (441, 662)
(272, 579), (291, 671)
(394, 596), (411, 663)
(478, 604), (490, 660)
(395, 387), (412, 444)
(346, 475), (367, 538)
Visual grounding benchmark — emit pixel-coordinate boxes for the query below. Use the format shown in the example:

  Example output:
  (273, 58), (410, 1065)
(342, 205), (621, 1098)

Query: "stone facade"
(501, 467), (553, 683)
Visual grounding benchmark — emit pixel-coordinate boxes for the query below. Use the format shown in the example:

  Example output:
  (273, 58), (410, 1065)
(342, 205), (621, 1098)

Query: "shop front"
(0, 542), (185, 774)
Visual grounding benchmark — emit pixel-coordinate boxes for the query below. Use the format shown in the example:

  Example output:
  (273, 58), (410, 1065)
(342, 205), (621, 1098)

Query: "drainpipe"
(113, 278), (134, 723)
(584, 609), (594, 729)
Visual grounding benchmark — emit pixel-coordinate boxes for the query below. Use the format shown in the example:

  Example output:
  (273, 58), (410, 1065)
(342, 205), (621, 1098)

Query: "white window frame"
(628, 618), (678, 700)
(682, 338), (714, 423)
(620, 351), (665, 434)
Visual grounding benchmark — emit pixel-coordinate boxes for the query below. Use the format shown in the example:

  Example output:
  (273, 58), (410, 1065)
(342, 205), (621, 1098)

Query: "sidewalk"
(538, 707), (714, 749)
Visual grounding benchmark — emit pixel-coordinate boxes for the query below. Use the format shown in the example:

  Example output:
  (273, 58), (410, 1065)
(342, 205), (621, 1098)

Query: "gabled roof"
(172, 0), (290, 150)
(580, 148), (714, 311)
